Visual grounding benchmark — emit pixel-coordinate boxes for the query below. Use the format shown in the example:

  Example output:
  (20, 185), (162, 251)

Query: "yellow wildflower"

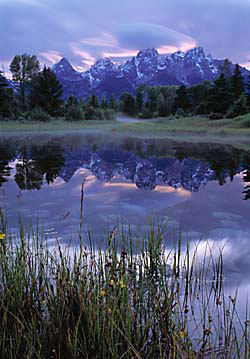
(180, 330), (186, 340)
(0, 233), (6, 240)
(109, 279), (115, 287)
(108, 308), (112, 314)
(119, 280), (126, 288)
(100, 290), (105, 298)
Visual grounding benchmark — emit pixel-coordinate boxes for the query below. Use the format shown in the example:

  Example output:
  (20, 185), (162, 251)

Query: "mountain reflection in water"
(1, 137), (250, 194)
(1, 134), (250, 335)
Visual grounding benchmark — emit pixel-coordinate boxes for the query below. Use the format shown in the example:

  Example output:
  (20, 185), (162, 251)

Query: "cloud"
(80, 33), (118, 48)
(115, 22), (196, 52)
(70, 44), (96, 69)
(39, 51), (63, 65)
(1, 0), (250, 75)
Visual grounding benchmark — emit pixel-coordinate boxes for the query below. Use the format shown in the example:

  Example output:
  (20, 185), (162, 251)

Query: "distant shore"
(1, 114), (250, 150)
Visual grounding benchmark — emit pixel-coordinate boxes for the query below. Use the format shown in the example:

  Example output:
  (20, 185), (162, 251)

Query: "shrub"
(103, 109), (116, 120)
(29, 108), (52, 122)
(175, 108), (185, 118)
(226, 95), (249, 119)
(65, 105), (85, 121)
(95, 108), (106, 121)
(208, 112), (224, 120)
(84, 105), (97, 120)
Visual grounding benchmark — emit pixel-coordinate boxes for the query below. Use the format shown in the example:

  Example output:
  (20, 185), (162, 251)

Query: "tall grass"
(0, 206), (249, 358)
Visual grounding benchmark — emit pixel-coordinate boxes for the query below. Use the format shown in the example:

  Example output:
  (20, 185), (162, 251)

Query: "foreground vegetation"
(0, 207), (249, 358)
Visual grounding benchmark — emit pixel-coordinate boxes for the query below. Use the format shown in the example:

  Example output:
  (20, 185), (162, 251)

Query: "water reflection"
(1, 137), (250, 197)
(1, 134), (250, 341)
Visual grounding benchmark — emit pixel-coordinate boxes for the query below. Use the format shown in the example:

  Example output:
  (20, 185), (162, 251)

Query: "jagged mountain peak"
(52, 45), (250, 100)
(53, 57), (76, 74)
(185, 46), (206, 59)
(136, 48), (159, 59)
(90, 57), (117, 71)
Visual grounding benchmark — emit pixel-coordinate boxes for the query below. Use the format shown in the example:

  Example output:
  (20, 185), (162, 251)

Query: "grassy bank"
(1, 114), (250, 148)
(0, 210), (249, 358)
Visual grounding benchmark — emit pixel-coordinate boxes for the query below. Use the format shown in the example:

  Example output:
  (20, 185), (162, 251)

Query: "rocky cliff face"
(52, 47), (249, 99)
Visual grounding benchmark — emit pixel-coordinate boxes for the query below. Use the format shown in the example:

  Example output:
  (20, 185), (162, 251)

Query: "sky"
(1, 0), (250, 78)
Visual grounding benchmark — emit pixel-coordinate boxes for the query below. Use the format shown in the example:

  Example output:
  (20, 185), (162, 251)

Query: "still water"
(1, 133), (250, 303)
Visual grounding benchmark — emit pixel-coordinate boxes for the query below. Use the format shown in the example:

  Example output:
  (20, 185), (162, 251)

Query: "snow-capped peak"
(172, 50), (185, 59)
(52, 57), (76, 75)
(185, 47), (206, 60)
(89, 58), (117, 73)
(136, 48), (159, 59)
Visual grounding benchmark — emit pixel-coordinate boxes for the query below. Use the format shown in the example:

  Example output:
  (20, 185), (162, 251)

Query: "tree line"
(0, 53), (250, 121)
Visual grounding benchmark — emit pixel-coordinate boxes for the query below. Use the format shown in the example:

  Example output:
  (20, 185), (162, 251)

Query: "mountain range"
(52, 46), (250, 100)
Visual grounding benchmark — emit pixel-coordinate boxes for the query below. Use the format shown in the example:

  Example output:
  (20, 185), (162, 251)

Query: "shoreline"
(1, 116), (250, 150)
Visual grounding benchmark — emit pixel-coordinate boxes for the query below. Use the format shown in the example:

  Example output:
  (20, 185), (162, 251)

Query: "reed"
(0, 209), (249, 358)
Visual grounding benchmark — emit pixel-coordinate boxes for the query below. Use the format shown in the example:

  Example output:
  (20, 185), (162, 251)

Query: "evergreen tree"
(246, 74), (250, 108)
(10, 53), (40, 108)
(230, 64), (244, 101)
(208, 74), (233, 114)
(0, 72), (14, 118)
(109, 93), (116, 110)
(174, 85), (191, 113)
(188, 81), (211, 114)
(65, 95), (78, 109)
(159, 86), (176, 116)
(29, 66), (63, 115)
(135, 87), (144, 113)
(147, 87), (158, 113)
(219, 59), (232, 78)
(121, 93), (136, 116)
(101, 95), (108, 109)
(156, 92), (166, 117)
(89, 93), (99, 108)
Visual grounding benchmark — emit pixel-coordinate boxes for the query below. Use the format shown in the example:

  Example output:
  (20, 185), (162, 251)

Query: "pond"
(1, 133), (250, 310)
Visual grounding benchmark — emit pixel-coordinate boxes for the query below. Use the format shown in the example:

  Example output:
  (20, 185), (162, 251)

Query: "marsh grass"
(0, 206), (249, 359)
(1, 115), (250, 146)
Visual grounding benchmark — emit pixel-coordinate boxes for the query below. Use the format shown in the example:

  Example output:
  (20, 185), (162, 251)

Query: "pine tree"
(156, 92), (166, 117)
(209, 73), (233, 114)
(122, 93), (136, 116)
(219, 59), (232, 78)
(89, 93), (99, 108)
(174, 85), (190, 113)
(0, 72), (14, 118)
(10, 54), (40, 108)
(135, 88), (144, 113)
(230, 64), (244, 101)
(101, 95), (108, 109)
(109, 93), (116, 110)
(29, 66), (63, 115)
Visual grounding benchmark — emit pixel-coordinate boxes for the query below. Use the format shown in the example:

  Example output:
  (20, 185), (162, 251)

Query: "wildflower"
(100, 290), (105, 298)
(180, 330), (186, 340)
(109, 279), (115, 287)
(119, 280), (126, 288)
(108, 308), (112, 314)
(0, 233), (6, 240)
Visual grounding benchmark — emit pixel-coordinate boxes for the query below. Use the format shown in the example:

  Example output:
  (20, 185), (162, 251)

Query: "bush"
(103, 109), (116, 120)
(95, 108), (106, 121)
(226, 95), (249, 119)
(84, 105), (97, 120)
(208, 112), (224, 120)
(65, 105), (85, 121)
(29, 108), (52, 122)
(232, 114), (250, 128)
(175, 108), (185, 118)
(139, 109), (154, 119)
